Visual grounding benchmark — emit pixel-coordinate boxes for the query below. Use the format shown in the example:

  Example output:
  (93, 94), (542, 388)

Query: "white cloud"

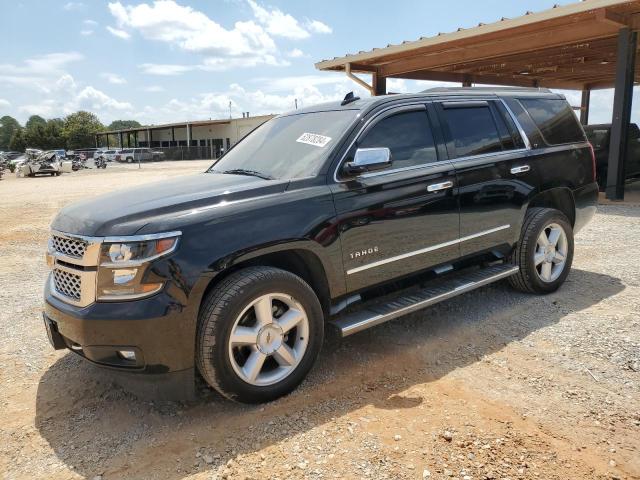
(247, 0), (309, 39)
(107, 0), (331, 72)
(0, 52), (84, 93)
(0, 99), (10, 109)
(142, 85), (165, 92)
(287, 48), (304, 58)
(101, 72), (127, 84)
(80, 29), (94, 36)
(107, 26), (131, 39)
(305, 19), (332, 34)
(83, 19), (98, 26)
(63, 1), (84, 10)
(140, 63), (195, 76)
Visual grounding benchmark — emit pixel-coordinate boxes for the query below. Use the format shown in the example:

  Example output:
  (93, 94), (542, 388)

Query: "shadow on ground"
(34, 268), (624, 479)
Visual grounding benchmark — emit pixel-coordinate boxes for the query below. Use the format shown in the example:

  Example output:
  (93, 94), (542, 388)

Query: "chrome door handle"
(427, 180), (454, 192)
(510, 165), (530, 174)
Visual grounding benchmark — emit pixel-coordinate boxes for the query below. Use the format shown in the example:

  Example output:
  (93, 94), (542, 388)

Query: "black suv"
(43, 88), (598, 403)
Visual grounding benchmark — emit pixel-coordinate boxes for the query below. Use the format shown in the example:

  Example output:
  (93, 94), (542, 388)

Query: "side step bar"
(332, 264), (519, 337)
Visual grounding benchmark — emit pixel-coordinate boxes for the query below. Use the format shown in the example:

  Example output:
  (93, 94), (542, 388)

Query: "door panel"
(437, 100), (537, 258)
(332, 164), (458, 291)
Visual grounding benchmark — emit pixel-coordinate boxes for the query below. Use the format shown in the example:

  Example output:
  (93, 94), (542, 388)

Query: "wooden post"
(606, 27), (637, 201)
(373, 74), (386, 96)
(580, 89), (591, 125)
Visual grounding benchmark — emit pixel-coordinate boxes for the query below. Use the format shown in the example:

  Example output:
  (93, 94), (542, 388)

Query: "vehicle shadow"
(34, 268), (624, 479)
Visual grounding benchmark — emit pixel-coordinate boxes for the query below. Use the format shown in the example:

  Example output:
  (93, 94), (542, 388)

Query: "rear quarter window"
(519, 98), (585, 145)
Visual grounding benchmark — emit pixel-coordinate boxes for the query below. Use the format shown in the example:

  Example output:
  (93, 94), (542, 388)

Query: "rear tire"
(127, 157), (133, 163)
(196, 266), (324, 403)
(508, 208), (574, 294)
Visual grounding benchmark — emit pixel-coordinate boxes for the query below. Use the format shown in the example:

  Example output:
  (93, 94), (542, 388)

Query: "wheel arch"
(527, 187), (576, 226)
(197, 245), (335, 319)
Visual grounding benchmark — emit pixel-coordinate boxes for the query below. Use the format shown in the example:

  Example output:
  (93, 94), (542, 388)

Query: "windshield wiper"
(220, 168), (274, 180)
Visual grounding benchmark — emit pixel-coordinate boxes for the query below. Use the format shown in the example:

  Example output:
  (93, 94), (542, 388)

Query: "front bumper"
(43, 279), (198, 400)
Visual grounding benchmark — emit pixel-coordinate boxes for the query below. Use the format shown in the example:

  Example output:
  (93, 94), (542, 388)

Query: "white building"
(96, 114), (275, 159)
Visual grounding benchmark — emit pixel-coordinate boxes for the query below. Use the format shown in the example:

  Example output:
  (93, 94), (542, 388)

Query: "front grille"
(53, 269), (82, 301)
(52, 235), (87, 259)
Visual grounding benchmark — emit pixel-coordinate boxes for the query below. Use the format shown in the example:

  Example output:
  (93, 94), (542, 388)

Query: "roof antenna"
(341, 91), (360, 106)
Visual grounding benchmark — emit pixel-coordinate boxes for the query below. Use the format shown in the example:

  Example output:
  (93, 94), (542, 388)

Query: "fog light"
(117, 350), (136, 361)
(113, 268), (137, 285)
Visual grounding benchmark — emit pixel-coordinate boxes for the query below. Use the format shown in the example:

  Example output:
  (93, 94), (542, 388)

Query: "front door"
(331, 104), (460, 293)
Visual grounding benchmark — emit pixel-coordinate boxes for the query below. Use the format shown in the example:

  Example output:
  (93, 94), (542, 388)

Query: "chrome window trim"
(333, 97), (532, 183)
(346, 224), (510, 275)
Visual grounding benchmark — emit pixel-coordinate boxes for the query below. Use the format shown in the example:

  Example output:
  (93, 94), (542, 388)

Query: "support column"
(118, 132), (123, 148)
(105, 134), (109, 148)
(147, 129), (152, 148)
(95, 134), (99, 147)
(372, 74), (386, 96)
(186, 123), (191, 146)
(580, 89), (591, 125)
(171, 126), (175, 145)
(135, 131), (138, 147)
(606, 27), (637, 201)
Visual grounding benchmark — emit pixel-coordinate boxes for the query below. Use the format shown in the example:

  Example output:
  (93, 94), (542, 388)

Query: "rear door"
(436, 99), (535, 259)
(331, 103), (460, 292)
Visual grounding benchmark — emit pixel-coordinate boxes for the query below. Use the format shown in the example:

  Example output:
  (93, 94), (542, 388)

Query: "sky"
(1, 0), (639, 126)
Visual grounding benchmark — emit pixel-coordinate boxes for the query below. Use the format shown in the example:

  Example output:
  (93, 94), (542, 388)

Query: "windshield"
(210, 110), (358, 180)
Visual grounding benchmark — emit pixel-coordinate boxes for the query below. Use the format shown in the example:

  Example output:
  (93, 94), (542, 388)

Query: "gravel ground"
(0, 162), (638, 480)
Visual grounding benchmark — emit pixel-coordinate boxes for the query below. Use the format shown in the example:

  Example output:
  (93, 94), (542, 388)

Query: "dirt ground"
(0, 161), (638, 480)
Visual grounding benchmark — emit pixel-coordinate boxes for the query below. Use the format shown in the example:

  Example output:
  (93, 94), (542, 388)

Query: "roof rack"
(422, 86), (552, 93)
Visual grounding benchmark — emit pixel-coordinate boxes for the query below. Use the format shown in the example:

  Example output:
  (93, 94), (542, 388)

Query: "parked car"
(584, 123), (640, 190)
(118, 147), (165, 163)
(95, 149), (121, 162)
(18, 151), (67, 177)
(43, 88), (597, 403)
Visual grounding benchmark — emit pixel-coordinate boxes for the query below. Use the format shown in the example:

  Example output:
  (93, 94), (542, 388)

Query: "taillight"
(588, 142), (596, 183)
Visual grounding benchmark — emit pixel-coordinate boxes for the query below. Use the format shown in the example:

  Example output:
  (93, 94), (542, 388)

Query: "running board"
(332, 264), (519, 337)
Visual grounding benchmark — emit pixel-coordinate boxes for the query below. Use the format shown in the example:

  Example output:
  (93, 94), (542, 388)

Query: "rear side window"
(442, 105), (503, 157)
(519, 98), (585, 145)
(358, 110), (438, 169)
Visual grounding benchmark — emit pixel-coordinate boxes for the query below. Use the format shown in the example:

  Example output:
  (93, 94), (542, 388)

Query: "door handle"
(427, 180), (454, 192)
(510, 165), (530, 174)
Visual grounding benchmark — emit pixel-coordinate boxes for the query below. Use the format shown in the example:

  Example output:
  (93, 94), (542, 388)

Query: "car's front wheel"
(508, 207), (574, 294)
(196, 266), (324, 403)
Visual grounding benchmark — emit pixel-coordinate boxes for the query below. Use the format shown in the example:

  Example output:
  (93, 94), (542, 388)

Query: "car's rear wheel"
(508, 207), (574, 294)
(127, 157), (133, 163)
(196, 266), (324, 403)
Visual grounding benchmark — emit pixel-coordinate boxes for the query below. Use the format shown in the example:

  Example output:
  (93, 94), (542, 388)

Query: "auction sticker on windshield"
(296, 133), (332, 148)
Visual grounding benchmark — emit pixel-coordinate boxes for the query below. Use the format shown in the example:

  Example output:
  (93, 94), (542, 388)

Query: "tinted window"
(358, 110), (437, 169)
(520, 98), (585, 145)
(443, 106), (503, 157)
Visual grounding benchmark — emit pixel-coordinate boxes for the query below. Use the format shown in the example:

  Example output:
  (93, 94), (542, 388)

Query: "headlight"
(96, 231), (180, 301)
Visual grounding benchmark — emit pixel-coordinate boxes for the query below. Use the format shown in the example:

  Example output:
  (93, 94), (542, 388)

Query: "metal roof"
(315, 0), (640, 90)
(100, 114), (274, 135)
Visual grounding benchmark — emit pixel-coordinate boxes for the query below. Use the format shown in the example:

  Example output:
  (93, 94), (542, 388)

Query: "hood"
(52, 173), (289, 236)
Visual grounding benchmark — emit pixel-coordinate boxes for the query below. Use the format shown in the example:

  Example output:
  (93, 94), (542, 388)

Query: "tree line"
(0, 113), (141, 152)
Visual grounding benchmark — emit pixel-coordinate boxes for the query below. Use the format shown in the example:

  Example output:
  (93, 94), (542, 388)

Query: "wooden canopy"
(315, 0), (640, 91)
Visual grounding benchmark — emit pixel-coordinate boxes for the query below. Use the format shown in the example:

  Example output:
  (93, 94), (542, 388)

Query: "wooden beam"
(580, 89), (591, 125)
(377, 21), (619, 77)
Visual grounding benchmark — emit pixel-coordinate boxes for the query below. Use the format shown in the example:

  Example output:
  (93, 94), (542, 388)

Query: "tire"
(127, 157), (133, 163)
(508, 207), (574, 294)
(196, 266), (324, 403)
(152, 155), (159, 161)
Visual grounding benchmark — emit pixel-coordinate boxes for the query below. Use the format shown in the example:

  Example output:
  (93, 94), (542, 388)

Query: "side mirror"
(343, 147), (392, 175)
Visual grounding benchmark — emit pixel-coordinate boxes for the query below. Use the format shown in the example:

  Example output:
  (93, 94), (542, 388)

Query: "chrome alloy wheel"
(534, 222), (568, 283)
(228, 293), (310, 386)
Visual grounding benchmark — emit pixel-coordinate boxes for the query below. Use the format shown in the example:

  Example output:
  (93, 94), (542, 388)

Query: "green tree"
(41, 119), (66, 149)
(0, 115), (21, 150)
(63, 111), (105, 149)
(8, 127), (26, 152)
(107, 119), (142, 130)
(25, 115), (46, 130)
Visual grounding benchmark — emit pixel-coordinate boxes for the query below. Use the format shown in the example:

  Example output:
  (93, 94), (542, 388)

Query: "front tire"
(196, 267), (324, 403)
(508, 208), (574, 294)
